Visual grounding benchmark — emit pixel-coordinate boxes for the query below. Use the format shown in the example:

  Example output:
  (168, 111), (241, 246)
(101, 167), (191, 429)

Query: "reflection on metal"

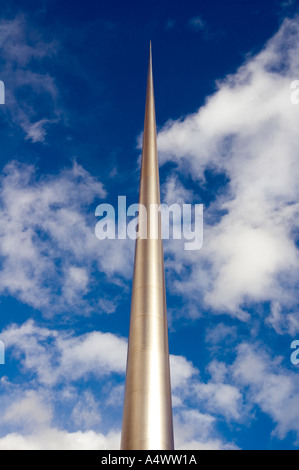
(121, 43), (174, 450)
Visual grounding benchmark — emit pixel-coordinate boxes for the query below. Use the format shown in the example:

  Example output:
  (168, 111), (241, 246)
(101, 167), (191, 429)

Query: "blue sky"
(0, 0), (299, 450)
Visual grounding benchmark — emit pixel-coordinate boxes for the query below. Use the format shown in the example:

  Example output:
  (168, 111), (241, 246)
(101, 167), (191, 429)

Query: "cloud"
(205, 323), (237, 346)
(0, 319), (239, 449)
(158, 16), (299, 326)
(1, 320), (127, 385)
(170, 353), (244, 423)
(192, 382), (243, 421)
(266, 302), (299, 335)
(3, 390), (52, 430)
(170, 336), (299, 446)
(0, 15), (60, 142)
(0, 16), (56, 66)
(105, 384), (125, 407)
(0, 345), (122, 449)
(0, 428), (120, 450)
(1, 320), (198, 390)
(161, 174), (194, 205)
(174, 341), (299, 446)
(0, 320), (126, 448)
(0, 160), (133, 315)
(0, 318), (243, 448)
(2, 319), (299, 447)
(170, 354), (198, 389)
(233, 342), (299, 444)
(188, 16), (206, 31)
(174, 409), (238, 450)
(71, 391), (102, 429)
(176, 341), (299, 445)
(24, 118), (53, 143)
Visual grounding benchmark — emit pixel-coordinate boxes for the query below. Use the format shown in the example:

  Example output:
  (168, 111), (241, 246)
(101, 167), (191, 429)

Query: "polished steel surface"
(120, 43), (174, 450)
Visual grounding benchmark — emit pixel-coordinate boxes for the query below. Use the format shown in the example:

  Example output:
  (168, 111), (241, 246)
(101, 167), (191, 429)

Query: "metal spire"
(120, 43), (174, 450)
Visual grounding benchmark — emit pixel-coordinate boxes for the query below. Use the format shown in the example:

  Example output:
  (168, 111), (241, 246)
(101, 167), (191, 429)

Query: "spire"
(120, 44), (174, 450)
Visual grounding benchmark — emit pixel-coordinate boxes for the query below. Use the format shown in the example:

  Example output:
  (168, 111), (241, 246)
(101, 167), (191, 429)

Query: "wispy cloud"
(0, 15), (60, 142)
(174, 409), (238, 450)
(3, 390), (52, 430)
(233, 342), (299, 444)
(1, 320), (127, 385)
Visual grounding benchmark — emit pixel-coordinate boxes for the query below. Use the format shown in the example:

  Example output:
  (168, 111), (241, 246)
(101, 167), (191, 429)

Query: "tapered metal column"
(121, 43), (174, 450)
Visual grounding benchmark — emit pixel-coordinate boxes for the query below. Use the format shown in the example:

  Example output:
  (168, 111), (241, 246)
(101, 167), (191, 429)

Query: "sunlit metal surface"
(121, 43), (174, 450)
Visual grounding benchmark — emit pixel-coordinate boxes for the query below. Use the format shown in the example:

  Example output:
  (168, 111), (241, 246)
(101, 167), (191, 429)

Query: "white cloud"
(0, 320), (126, 448)
(158, 16), (299, 326)
(62, 266), (89, 304)
(207, 360), (229, 383)
(205, 323), (237, 346)
(71, 391), (102, 429)
(0, 358), (121, 448)
(0, 160), (133, 315)
(1, 320), (127, 385)
(233, 342), (299, 443)
(177, 341), (299, 445)
(0, 429), (120, 450)
(192, 382), (243, 421)
(1, 320), (202, 392)
(0, 15), (60, 142)
(3, 390), (52, 430)
(161, 174), (194, 205)
(266, 302), (299, 335)
(170, 354), (198, 389)
(174, 409), (238, 450)
(171, 336), (299, 446)
(170, 352), (244, 422)
(24, 118), (54, 143)
(172, 340), (299, 445)
(58, 330), (127, 380)
(105, 384), (125, 407)
(0, 319), (241, 449)
(0, 16), (57, 66)
(97, 297), (119, 315)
